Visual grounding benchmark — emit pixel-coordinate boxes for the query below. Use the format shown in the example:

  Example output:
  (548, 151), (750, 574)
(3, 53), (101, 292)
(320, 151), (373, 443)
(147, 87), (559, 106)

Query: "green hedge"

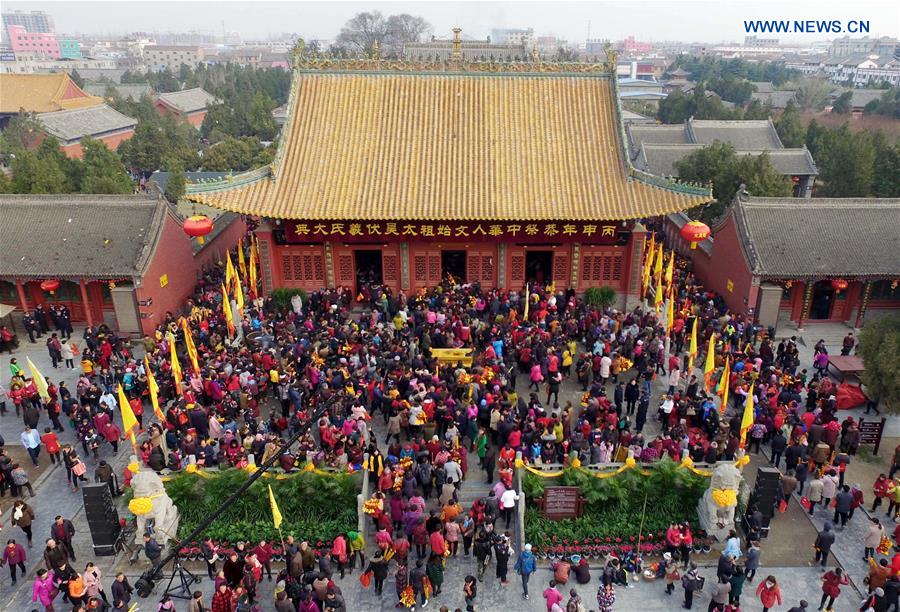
(523, 458), (708, 547)
(165, 469), (359, 544)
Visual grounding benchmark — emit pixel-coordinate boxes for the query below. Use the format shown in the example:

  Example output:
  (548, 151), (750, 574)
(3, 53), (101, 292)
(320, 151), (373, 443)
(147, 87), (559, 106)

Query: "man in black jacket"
(770, 430), (787, 469)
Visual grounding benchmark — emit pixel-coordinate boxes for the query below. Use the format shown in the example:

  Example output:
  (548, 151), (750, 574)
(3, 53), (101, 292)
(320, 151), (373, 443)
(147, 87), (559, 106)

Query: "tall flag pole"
(687, 318), (698, 378)
(237, 237), (248, 279)
(117, 384), (139, 454)
(179, 317), (200, 375)
(704, 335), (716, 392)
(26, 357), (51, 402)
(739, 384), (755, 449)
(225, 251), (237, 294)
(664, 250), (675, 288)
(717, 357), (731, 415)
(168, 333), (183, 396)
(234, 267), (245, 320)
(665, 285), (675, 334)
(222, 283), (235, 338)
(144, 357), (167, 423)
(523, 283), (530, 320)
(248, 240), (258, 298)
(654, 268), (664, 312)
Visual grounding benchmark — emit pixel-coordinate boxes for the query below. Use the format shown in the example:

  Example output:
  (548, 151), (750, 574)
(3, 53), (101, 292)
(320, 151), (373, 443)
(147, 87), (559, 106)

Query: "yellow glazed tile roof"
(188, 71), (710, 220)
(0, 73), (102, 114)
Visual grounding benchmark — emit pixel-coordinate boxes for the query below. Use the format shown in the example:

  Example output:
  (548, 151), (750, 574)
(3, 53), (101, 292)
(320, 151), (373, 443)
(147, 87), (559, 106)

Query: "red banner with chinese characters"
(281, 220), (629, 244)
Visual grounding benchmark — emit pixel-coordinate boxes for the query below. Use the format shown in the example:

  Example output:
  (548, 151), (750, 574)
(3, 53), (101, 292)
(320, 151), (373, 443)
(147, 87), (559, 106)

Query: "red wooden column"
(15, 279), (29, 312)
(79, 279), (94, 327)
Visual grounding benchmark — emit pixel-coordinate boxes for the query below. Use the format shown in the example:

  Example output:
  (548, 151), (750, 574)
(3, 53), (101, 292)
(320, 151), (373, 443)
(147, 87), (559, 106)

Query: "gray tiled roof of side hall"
(732, 195), (900, 278)
(155, 88), (218, 113)
(749, 81), (775, 94)
(0, 194), (167, 279)
(626, 124), (689, 160)
(83, 82), (153, 101)
(750, 90), (797, 109)
(687, 118), (784, 149)
(37, 104), (137, 143)
(637, 144), (817, 177)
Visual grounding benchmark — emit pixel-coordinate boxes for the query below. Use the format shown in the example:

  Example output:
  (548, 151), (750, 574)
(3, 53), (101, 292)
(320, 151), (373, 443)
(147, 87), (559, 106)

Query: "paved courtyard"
(0, 322), (888, 611)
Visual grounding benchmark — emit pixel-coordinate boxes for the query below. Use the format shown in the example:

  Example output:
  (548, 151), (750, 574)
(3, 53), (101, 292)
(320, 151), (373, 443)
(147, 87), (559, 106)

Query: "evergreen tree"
(79, 137), (134, 194)
(814, 124), (876, 197)
(162, 157), (186, 203)
(774, 101), (806, 147)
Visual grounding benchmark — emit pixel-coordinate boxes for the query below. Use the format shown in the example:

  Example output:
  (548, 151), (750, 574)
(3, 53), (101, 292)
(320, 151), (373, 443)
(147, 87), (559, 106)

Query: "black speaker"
(82, 485), (121, 555)
(750, 467), (782, 519)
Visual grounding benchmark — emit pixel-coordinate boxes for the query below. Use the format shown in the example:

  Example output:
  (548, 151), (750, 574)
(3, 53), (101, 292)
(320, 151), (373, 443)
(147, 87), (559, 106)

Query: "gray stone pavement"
(1, 320), (894, 611)
(1, 327), (136, 607)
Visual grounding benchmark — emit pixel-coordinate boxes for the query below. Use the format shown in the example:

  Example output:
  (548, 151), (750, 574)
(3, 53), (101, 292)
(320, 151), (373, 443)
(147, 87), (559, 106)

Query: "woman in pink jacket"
(331, 533), (348, 579)
(31, 568), (56, 611)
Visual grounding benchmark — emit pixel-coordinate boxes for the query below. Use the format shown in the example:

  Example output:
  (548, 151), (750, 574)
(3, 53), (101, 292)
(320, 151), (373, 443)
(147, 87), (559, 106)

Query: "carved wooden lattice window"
(313, 256), (324, 281)
(428, 255), (440, 282)
(553, 255), (569, 281)
(281, 255), (293, 280)
(592, 257), (603, 282)
(292, 255), (303, 280)
(481, 256), (494, 282)
(582, 255), (592, 281)
(602, 256), (613, 281)
(414, 255), (427, 281)
(338, 256), (353, 282)
(612, 255), (623, 281)
(302, 255), (313, 280)
(383, 255), (398, 282)
(468, 256), (480, 283)
(511, 256), (525, 282)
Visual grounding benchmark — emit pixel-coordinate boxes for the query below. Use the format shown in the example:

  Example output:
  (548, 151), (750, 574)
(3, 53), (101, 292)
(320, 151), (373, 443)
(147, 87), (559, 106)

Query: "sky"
(4, 0), (899, 44)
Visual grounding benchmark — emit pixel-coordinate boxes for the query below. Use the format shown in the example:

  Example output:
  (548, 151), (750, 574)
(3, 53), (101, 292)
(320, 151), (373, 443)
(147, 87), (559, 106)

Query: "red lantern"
(183, 215), (214, 244)
(680, 220), (711, 250)
(831, 279), (848, 291)
(40, 279), (60, 294)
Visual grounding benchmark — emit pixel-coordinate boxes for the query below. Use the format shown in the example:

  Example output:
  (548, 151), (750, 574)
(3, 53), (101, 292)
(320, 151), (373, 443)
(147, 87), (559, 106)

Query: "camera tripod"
(162, 560), (202, 600)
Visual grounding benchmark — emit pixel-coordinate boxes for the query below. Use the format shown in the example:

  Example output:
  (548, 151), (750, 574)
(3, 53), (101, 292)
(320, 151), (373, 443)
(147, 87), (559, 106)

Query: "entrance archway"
(810, 280), (835, 320)
(525, 251), (553, 285)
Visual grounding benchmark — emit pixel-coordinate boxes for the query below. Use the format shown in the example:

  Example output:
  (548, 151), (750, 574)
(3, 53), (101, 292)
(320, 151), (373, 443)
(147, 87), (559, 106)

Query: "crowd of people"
(0, 227), (895, 612)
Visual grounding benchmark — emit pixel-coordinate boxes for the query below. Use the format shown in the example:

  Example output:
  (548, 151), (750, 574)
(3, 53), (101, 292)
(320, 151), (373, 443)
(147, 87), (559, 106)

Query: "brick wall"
(691, 212), (757, 315)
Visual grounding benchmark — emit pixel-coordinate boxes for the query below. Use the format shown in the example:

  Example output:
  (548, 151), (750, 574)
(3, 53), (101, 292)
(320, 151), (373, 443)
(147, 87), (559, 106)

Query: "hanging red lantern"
(679, 220), (711, 250)
(831, 279), (848, 291)
(40, 279), (60, 293)
(183, 215), (214, 244)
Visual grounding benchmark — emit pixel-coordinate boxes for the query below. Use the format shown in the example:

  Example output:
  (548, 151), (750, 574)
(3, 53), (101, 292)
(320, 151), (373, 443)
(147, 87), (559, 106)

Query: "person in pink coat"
(330, 533), (348, 579)
(31, 568), (56, 611)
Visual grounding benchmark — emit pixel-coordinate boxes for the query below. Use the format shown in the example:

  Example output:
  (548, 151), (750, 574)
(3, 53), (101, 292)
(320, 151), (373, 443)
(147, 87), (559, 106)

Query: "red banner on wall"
(281, 220), (629, 244)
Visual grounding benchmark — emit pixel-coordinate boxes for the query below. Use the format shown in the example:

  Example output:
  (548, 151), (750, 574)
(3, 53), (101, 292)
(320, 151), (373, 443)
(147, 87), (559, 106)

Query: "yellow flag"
(654, 270), (664, 311)
(739, 383), (755, 448)
(180, 318), (200, 375)
(249, 241), (258, 295)
(664, 250), (675, 287)
(665, 287), (675, 333)
(717, 358), (730, 414)
(168, 333), (183, 395)
(237, 238), (248, 279)
(26, 357), (50, 401)
(686, 318), (698, 376)
(144, 357), (166, 422)
(118, 384), (138, 443)
(523, 283), (530, 320)
(268, 484), (283, 530)
(704, 335), (716, 391)
(226, 252), (237, 293)
(654, 244), (663, 278)
(234, 267), (245, 317)
(222, 283), (235, 337)
(641, 251), (651, 299)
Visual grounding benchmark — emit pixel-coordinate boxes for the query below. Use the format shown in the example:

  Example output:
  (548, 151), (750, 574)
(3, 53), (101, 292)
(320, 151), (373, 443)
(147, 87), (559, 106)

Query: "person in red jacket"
(820, 567), (849, 611)
(41, 428), (61, 464)
(2, 539), (27, 583)
(252, 540), (274, 581)
(755, 575), (783, 612)
(873, 474), (894, 512)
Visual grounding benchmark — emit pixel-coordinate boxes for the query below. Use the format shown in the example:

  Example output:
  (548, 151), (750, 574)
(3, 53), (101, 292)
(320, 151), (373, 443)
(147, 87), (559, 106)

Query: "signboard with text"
(540, 486), (584, 519)
(281, 220), (629, 244)
(859, 418), (886, 454)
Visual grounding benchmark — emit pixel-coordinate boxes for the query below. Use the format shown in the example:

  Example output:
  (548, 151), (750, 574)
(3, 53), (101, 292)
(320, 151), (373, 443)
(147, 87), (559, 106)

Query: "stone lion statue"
(127, 458), (180, 545)
(697, 462), (743, 541)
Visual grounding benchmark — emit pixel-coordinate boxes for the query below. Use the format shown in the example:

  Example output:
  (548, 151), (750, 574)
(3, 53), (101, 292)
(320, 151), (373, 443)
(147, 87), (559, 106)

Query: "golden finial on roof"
(372, 40), (380, 61)
(603, 42), (618, 74)
(531, 46), (540, 63)
(451, 27), (462, 61)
